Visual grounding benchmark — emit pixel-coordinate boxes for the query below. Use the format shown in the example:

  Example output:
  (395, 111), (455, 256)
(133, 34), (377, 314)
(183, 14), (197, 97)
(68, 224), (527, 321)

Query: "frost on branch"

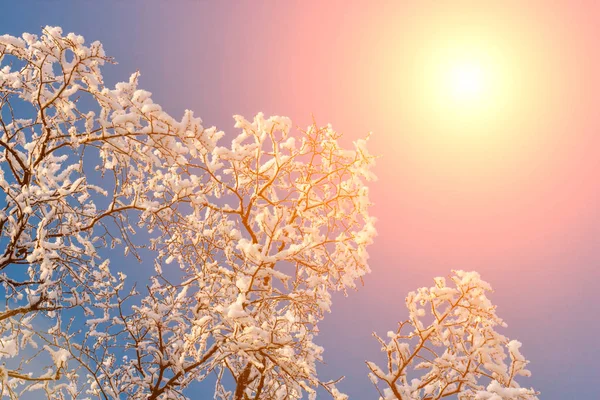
(366, 271), (539, 400)
(0, 27), (376, 399)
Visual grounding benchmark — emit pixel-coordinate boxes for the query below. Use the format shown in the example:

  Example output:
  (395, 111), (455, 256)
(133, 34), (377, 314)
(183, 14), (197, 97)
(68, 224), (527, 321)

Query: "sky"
(3, 1), (600, 398)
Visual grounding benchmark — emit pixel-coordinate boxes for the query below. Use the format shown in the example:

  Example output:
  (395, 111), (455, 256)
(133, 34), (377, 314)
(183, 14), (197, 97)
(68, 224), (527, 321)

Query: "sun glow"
(363, 4), (551, 154)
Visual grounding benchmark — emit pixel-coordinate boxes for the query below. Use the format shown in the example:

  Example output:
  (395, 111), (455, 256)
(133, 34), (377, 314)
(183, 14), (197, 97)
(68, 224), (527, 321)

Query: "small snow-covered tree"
(0, 27), (376, 399)
(367, 270), (539, 400)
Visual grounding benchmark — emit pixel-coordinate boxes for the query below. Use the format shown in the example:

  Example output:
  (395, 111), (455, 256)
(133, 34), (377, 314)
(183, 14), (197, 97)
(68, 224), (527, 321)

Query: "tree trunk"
(234, 363), (253, 400)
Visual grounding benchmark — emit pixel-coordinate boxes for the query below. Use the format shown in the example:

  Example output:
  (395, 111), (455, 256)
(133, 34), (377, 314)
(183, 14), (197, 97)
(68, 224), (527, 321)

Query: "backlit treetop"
(0, 26), (375, 399)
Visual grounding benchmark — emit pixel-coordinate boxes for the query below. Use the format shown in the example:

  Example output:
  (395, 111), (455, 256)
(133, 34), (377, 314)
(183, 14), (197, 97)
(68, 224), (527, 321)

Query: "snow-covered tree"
(367, 270), (539, 400)
(0, 27), (538, 400)
(0, 27), (376, 399)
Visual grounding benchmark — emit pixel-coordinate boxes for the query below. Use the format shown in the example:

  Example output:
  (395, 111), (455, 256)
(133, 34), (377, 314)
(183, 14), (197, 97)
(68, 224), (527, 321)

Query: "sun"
(447, 60), (487, 102)
(431, 50), (498, 115)
(416, 41), (513, 126)
(368, 9), (531, 136)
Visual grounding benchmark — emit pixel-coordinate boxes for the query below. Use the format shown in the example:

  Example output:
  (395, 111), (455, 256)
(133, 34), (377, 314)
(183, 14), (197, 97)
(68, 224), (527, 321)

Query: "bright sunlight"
(447, 60), (487, 102)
